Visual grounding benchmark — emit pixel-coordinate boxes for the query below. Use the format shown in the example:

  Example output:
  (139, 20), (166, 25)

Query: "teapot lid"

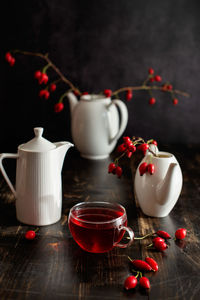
(19, 127), (56, 152)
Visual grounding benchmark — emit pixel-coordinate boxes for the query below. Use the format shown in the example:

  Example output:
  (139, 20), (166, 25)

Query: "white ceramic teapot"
(67, 92), (128, 159)
(134, 149), (183, 217)
(0, 127), (73, 226)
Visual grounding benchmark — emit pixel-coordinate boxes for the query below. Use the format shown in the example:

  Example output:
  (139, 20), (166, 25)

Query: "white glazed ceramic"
(0, 127), (74, 226)
(67, 92), (128, 159)
(134, 150), (183, 217)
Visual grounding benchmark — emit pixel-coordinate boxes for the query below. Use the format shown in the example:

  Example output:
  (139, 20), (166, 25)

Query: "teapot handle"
(0, 153), (18, 198)
(109, 99), (128, 143)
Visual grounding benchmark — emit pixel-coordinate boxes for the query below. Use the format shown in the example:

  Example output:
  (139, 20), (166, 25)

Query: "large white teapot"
(67, 92), (128, 159)
(0, 127), (73, 226)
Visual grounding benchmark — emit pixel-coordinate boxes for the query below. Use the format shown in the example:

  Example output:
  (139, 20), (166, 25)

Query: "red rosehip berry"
(104, 89), (112, 97)
(9, 57), (15, 66)
(39, 73), (49, 84)
(124, 275), (138, 290)
(129, 144), (136, 153)
(138, 143), (149, 155)
(117, 143), (127, 153)
(167, 84), (173, 90)
(39, 90), (50, 100)
(145, 257), (158, 272)
(139, 277), (150, 289)
(139, 162), (148, 176)
(54, 102), (64, 113)
(153, 237), (165, 244)
(50, 83), (56, 92)
(25, 230), (36, 240)
(154, 240), (168, 251)
(123, 136), (131, 144)
(149, 97), (156, 105)
(5, 52), (12, 63)
(147, 163), (155, 175)
(151, 140), (157, 146)
(126, 150), (133, 158)
(175, 228), (187, 240)
(173, 98), (178, 105)
(34, 70), (42, 80)
(126, 90), (133, 101)
(154, 75), (162, 82)
(115, 166), (123, 178)
(149, 77), (155, 82)
(156, 230), (171, 239)
(82, 92), (89, 95)
(131, 259), (152, 271)
(108, 163), (116, 174)
(148, 68), (154, 75)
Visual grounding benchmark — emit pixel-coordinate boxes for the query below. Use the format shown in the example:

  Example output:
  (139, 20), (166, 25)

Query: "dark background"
(0, 0), (199, 153)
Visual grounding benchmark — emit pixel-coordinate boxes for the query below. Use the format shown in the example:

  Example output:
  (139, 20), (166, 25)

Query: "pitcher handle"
(0, 153), (18, 198)
(109, 99), (128, 143)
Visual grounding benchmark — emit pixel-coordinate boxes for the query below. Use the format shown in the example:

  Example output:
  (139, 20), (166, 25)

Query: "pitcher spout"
(156, 163), (178, 205)
(67, 92), (78, 116)
(54, 142), (74, 170)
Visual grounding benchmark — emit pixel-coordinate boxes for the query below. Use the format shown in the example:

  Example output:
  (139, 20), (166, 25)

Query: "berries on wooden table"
(145, 257), (158, 272)
(156, 230), (171, 239)
(124, 275), (138, 290)
(154, 240), (168, 251)
(153, 237), (165, 244)
(139, 277), (150, 289)
(175, 228), (187, 240)
(25, 230), (36, 240)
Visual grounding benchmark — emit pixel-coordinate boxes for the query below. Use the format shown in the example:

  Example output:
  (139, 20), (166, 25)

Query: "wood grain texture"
(0, 145), (199, 299)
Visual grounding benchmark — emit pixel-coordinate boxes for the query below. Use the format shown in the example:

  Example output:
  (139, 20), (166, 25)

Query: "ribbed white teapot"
(0, 127), (73, 226)
(134, 149), (183, 217)
(67, 92), (128, 159)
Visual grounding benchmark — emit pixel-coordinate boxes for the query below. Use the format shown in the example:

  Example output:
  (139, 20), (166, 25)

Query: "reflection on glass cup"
(68, 201), (134, 253)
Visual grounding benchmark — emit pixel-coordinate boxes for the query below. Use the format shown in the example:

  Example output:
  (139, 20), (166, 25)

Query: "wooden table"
(0, 145), (199, 299)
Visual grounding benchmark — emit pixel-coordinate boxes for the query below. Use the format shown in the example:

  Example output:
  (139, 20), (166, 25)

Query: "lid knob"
(34, 127), (44, 138)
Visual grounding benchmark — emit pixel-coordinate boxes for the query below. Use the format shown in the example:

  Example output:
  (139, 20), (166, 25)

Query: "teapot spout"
(156, 163), (178, 205)
(67, 92), (78, 115)
(54, 142), (74, 170)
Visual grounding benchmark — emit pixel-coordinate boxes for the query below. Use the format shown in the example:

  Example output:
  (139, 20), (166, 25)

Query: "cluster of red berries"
(108, 136), (157, 178)
(124, 228), (187, 291)
(5, 52), (16, 66)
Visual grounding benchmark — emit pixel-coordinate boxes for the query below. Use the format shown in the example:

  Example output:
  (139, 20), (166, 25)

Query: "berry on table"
(54, 102), (64, 113)
(130, 259), (152, 271)
(153, 237), (165, 244)
(139, 277), (150, 289)
(154, 240), (168, 251)
(156, 230), (171, 239)
(145, 257), (158, 272)
(175, 228), (187, 240)
(124, 275), (138, 290)
(108, 163), (116, 174)
(25, 230), (36, 240)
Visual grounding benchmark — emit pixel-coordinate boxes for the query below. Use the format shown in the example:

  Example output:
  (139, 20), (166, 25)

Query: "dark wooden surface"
(0, 145), (200, 300)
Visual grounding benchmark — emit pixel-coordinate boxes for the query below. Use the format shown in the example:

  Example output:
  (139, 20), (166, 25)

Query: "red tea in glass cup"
(68, 201), (134, 253)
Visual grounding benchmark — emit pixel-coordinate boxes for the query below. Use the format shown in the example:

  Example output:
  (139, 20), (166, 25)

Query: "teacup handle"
(115, 226), (134, 248)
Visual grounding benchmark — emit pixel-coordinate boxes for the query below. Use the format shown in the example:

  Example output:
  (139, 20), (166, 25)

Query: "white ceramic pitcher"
(134, 150), (183, 217)
(0, 127), (73, 226)
(67, 92), (128, 159)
